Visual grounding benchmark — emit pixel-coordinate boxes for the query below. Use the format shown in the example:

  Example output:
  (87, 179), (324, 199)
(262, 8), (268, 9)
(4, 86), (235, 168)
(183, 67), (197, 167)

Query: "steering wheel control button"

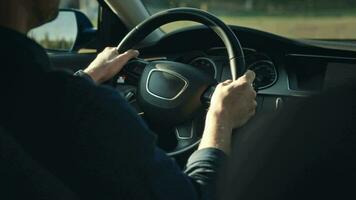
(125, 91), (135, 101)
(117, 76), (126, 84)
(146, 69), (188, 100)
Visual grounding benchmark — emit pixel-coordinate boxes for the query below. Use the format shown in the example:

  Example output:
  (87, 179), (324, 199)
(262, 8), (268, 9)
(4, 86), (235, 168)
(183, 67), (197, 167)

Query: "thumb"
(237, 70), (255, 85)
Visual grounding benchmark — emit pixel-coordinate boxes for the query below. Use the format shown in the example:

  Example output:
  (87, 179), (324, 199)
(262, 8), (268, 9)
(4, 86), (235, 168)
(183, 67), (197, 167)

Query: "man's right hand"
(199, 70), (257, 154)
(208, 70), (257, 130)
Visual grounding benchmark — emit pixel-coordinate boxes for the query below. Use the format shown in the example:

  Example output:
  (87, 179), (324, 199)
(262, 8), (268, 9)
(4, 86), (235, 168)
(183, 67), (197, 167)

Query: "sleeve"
(185, 148), (228, 200)
(54, 76), (227, 200)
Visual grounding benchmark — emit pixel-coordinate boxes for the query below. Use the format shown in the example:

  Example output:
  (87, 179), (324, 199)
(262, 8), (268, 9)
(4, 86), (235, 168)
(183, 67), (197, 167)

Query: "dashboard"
(48, 22), (356, 160)
(139, 25), (356, 99)
(115, 25), (356, 156)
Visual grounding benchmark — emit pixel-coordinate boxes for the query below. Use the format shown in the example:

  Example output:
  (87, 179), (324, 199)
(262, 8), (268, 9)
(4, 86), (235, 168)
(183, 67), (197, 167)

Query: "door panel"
(49, 52), (97, 72)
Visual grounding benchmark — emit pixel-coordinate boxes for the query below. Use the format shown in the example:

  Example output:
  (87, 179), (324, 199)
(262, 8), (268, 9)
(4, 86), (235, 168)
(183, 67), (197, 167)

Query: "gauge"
(189, 57), (217, 78)
(248, 60), (277, 89)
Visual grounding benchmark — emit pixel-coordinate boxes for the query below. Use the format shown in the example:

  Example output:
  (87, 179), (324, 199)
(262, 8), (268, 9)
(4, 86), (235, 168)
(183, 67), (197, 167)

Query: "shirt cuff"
(73, 70), (94, 83)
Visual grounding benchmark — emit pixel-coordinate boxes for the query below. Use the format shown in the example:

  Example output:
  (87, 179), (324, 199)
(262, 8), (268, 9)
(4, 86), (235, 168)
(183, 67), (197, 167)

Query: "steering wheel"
(116, 8), (246, 156)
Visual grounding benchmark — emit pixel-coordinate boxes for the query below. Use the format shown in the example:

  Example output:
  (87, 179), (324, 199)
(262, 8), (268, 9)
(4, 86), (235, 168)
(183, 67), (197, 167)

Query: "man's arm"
(184, 72), (257, 199)
(199, 73), (257, 154)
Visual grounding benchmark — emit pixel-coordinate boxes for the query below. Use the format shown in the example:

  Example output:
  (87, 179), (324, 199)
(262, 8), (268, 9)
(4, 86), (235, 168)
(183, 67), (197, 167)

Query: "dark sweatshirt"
(0, 27), (226, 200)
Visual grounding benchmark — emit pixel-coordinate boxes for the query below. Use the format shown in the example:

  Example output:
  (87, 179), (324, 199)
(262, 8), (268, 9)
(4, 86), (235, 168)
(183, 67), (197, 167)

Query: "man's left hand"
(84, 47), (139, 84)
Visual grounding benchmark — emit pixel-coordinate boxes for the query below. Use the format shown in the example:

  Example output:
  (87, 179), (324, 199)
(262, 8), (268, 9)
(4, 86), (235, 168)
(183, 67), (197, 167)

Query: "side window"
(28, 0), (99, 52)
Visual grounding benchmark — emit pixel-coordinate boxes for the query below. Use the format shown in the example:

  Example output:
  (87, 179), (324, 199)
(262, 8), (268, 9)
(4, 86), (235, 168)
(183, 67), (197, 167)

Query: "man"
(0, 0), (256, 199)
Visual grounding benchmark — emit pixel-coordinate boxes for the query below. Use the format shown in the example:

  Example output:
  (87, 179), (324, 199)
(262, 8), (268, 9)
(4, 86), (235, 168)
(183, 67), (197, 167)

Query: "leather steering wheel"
(116, 8), (246, 156)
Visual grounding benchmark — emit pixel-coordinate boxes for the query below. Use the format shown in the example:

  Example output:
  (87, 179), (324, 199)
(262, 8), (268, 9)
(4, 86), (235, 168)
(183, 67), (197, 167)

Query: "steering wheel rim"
(117, 7), (246, 79)
(116, 8), (246, 156)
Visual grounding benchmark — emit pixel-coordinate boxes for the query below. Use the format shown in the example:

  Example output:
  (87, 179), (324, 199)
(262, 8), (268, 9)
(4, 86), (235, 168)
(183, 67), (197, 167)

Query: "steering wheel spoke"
(167, 111), (205, 156)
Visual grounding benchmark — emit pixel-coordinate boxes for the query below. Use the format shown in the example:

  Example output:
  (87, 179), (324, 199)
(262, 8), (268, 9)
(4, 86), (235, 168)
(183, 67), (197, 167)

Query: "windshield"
(141, 0), (356, 40)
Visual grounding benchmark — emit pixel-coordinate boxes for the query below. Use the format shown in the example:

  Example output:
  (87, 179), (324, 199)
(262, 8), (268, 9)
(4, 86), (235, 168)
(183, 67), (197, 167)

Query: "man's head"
(0, 0), (61, 33)
(29, 0), (61, 29)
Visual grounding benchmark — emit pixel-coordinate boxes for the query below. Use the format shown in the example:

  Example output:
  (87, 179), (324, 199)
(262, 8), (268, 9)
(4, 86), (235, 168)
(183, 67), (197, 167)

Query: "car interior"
(28, 0), (356, 168)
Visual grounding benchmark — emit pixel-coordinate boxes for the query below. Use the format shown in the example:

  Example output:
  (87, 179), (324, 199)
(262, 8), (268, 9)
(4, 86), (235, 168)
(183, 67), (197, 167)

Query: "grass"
(160, 15), (356, 39)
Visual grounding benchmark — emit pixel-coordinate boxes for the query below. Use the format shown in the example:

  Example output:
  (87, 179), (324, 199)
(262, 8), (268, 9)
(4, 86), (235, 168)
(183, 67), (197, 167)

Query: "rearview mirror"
(28, 9), (96, 52)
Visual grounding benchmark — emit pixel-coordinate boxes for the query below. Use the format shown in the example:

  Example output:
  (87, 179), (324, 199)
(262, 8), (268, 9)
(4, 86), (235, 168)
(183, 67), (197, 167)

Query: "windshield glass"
(141, 0), (356, 39)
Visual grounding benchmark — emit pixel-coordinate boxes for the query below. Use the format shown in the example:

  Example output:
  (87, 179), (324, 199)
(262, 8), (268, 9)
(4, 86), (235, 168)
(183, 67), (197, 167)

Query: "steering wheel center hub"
(146, 69), (188, 100)
(137, 61), (214, 126)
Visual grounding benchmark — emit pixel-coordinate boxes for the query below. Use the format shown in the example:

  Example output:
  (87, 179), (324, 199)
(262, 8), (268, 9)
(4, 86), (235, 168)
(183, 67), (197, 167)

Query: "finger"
(113, 49), (140, 65)
(104, 50), (139, 78)
(251, 89), (257, 98)
(253, 100), (258, 108)
(243, 70), (256, 84)
(249, 109), (256, 118)
(248, 102), (257, 114)
(232, 70), (255, 87)
(222, 79), (233, 86)
(99, 47), (117, 59)
(108, 47), (120, 58)
(104, 47), (115, 51)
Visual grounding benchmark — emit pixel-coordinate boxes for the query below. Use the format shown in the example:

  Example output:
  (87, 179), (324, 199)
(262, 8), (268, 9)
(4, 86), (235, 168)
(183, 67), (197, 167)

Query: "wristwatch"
(73, 70), (94, 83)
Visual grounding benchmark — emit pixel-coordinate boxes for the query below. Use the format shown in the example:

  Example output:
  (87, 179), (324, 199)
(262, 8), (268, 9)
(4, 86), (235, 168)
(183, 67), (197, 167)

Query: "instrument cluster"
(187, 50), (278, 90)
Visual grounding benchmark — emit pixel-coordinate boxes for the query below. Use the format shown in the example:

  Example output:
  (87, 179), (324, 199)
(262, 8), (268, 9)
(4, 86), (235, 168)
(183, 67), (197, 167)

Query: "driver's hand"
(199, 70), (257, 153)
(84, 47), (139, 84)
(208, 70), (257, 129)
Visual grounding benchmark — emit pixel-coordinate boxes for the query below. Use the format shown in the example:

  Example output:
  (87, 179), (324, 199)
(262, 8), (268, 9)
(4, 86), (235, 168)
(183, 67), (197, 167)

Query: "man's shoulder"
(0, 27), (49, 69)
